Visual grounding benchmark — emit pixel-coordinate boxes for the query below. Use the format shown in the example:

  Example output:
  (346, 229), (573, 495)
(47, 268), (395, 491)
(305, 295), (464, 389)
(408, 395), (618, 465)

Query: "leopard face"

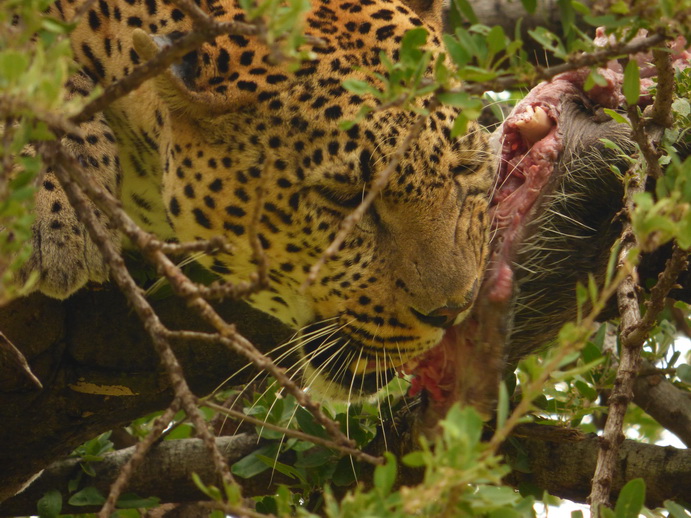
(52, 0), (494, 398)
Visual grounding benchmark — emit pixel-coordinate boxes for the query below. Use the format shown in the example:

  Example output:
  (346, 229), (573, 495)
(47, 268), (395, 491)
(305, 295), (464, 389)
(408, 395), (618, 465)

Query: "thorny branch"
(99, 402), (181, 517)
(588, 54), (689, 514)
(588, 166), (646, 515)
(52, 0), (381, 486)
(651, 49), (675, 128)
(47, 138), (382, 466)
(45, 145), (252, 517)
(460, 33), (670, 96)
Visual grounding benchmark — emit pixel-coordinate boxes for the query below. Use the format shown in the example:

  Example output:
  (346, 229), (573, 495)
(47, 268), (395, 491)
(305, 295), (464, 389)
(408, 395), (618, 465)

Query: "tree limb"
(2, 431), (689, 516)
(0, 434), (288, 517)
(634, 367), (691, 447)
(504, 435), (691, 509)
(0, 289), (292, 502)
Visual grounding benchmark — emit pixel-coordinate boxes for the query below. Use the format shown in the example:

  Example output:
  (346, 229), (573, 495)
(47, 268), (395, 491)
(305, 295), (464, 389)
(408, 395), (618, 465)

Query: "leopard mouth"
(399, 88), (567, 409)
(302, 83), (596, 401)
(300, 321), (403, 396)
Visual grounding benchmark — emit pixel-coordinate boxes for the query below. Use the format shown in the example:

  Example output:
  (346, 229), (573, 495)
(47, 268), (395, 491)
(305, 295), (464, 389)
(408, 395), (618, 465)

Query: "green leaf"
(255, 454), (307, 483)
(37, 489), (62, 518)
(575, 282), (588, 313)
(487, 25), (507, 55)
(116, 493), (160, 509)
(571, 2), (590, 15)
(400, 27), (428, 62)
(583, 14), (633, 28)
(225, 480), (242, 505)
(68, 486), (106, 507)
(402, 450), (425, 467)
(664, 500), (691, 518)
(190, 472), (222, 501)
(373, 452), (397, 495)
(451, 112), (469, 137)
(295, 406), (329, 439)
(488, 508), (520, 518)
(602, 109), (630, 125)
(614, 478), (646, 518)
(520, 0), (537, 13)
(609, 1), (630, 14)
(294, 446), (334, 468)
(0, 51), (30, 84)
(342, 79), (379, 96)
(528, 27), (565, 58)
(677, 363), (691, 383)
(671, 98), (690, 117)
(438, 91), (473, 108)
(452, 0), (478, 23)
(231, 443), (279, 478)
(575, 380), (598, 401)
(557, 0), (575, 38)
(332, 456), (358, 486)
(623, 60), (640, 106)
(587, 69), (608, 89)
(443, 34), (471, 67)
(67, 475), (81, 494)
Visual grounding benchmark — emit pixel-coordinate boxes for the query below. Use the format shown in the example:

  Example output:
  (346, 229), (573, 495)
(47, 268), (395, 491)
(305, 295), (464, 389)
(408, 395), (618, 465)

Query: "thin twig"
(48, 139), (381, 466)
(460, 33), (669, 96)
(650, 49), (675, 128)
(99, 402), (181, 517)
(588, 61), (688, 509)
(588, 177), (644, 515)
(627, 105), (664, 180)
(44, 144), (249, 515)
(203, 400), (382, 462)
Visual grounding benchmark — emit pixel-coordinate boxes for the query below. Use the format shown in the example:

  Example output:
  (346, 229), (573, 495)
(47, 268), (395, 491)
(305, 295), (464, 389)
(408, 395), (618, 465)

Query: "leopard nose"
(410, 279), (479, 328)
(411, 303), (470, 328)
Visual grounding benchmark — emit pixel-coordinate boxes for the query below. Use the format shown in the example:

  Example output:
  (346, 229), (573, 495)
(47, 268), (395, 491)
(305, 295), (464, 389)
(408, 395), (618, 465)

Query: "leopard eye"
(450, 161), (481, 176)
(313, 186), (363, 208)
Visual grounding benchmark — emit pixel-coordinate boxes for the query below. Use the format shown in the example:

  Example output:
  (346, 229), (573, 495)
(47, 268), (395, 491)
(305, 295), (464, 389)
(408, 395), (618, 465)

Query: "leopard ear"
(400, 0), (444, 29)
(131, 29), (229, 117)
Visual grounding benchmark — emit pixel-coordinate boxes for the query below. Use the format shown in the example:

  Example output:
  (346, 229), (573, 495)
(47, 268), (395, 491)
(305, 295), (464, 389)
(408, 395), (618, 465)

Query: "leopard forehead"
(63, 0), (495, 396)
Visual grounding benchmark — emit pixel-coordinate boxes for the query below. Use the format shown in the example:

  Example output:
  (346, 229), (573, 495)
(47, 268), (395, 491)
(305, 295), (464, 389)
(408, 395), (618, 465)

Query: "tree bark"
(504, 435), (691, 508)
(0, 434), (287, 517)
(0, 288), (292, 502)
(1, 431), (689, 516)
(634, 368), (691, 447)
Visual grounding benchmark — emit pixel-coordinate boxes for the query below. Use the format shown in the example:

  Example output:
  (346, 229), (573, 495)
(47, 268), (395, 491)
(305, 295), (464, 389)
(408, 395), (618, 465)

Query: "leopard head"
(133, 0), (494, 399)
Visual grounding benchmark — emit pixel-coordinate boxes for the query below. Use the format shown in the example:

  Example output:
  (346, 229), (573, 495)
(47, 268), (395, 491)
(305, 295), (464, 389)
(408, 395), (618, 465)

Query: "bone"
(514, 105), (553, 146)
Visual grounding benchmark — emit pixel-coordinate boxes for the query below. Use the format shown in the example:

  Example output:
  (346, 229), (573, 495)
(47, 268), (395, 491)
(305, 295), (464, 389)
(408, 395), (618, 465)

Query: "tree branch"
(0, 289), (292, 502)
(2, 431), (690, 517)
(0, 434), (284, 517)
(634, 364), (691, 447)
(504, 436), (691, 508)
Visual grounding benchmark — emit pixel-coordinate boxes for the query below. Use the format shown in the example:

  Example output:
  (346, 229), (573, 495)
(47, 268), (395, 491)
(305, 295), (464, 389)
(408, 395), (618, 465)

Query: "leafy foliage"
(0, 0), (82, 302)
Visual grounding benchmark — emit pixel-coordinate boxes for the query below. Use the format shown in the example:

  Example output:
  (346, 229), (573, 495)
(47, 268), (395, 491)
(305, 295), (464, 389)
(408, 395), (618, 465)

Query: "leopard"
(25, 0), (494, 398)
